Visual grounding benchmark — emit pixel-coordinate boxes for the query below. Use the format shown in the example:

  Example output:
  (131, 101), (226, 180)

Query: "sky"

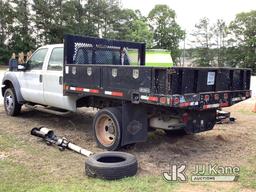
(122, 0), (256, 35)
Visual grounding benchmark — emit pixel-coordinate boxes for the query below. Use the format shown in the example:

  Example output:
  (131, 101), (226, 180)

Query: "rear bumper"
(139, 90), (251, 110)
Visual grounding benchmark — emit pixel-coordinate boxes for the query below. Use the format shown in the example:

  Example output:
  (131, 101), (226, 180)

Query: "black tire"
(93, 107), (122, 151)
(4, 88), (22, 116)
(85, 151), (138, 180)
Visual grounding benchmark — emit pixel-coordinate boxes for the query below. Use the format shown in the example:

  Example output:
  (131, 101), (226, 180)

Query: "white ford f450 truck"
(2, 35), (252, 150)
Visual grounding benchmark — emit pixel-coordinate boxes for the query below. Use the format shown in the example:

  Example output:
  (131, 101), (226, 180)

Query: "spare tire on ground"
(85, 151), (138, 180)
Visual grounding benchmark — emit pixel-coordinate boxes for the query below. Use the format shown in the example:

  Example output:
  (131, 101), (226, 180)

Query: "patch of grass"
(0, 129), (177, 192)
(239, 156), (256, 189)
(0, 133), (23, 150)
(145, 63), (172, 67)
(0, 160), (42, 192)
(0, 159), (177, 192)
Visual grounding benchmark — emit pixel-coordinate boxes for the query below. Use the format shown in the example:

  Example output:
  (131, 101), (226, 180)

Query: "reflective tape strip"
(69, 87), (99, 93)
(83, 88), (90, 92)
(112, 91), (123, 97)
(148, 96), (158, 102)
(220, 102), (229, 107)
(179, 102), (190, 107)
(179, 101), (199, 107)
(140, 95), (158, 102)
(190, 101), (199, 106)
(140, 95), (149, 100)
(232, 97), (241, 102)
(76, 87), (84, 92)
(203, 103), (220, 109)
(104, 91), (123, 97)
(90, 89), (100, 94)
(104, 91), (112, 95)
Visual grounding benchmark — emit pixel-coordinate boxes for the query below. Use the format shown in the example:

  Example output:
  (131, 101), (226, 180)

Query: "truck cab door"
(19, 48), (48, 105)
(42, 47), (76, 111)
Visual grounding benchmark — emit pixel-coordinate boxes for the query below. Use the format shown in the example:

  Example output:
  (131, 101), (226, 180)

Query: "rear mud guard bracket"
(121, 103), (148, 146)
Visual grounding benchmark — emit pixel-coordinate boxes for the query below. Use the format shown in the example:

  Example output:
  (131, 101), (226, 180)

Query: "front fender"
(2, 73), (25, 103)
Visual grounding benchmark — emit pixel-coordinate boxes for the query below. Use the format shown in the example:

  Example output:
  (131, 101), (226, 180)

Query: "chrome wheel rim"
(5, 92), (14, 113)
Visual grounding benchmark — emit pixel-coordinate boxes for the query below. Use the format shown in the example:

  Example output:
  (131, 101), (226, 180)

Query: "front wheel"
(4, 88), (22, 116)
(93, 107), (122, 151)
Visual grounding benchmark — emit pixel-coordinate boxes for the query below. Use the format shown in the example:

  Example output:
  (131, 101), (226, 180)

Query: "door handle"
(59, 76), (63, 85)
(39, 74), (42, 83)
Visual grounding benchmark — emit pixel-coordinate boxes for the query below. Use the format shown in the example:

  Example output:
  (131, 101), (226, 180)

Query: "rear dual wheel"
(93, 107), (122, 151)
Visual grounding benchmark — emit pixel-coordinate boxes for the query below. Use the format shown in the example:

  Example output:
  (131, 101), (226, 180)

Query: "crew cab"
(2, 35), (252, 150)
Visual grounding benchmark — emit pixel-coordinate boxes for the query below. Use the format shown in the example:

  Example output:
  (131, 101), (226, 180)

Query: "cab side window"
(48, 47), (63, 71)
(28, 48), (48, 70)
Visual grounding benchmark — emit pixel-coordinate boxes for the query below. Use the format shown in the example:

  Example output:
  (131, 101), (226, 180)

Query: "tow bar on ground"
(31, 127), (138, 180)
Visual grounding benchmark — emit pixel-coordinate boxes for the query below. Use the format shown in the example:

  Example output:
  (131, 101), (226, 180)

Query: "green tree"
(0, 0), (14, 64)
(9, 0), (36, 52)
(228, 10), (256, 73)
(190, 17), (214, 66)
(212, 19), (227, 67)
(62, 0), (97, 36)
(32, 0), (66, 44)
(148, 4), (184, 64)
(107, 9), (153, 47)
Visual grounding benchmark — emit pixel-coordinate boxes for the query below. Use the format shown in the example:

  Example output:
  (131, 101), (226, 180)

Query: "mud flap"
(121, 103), (148, 146)
(184, 109), (217, 134)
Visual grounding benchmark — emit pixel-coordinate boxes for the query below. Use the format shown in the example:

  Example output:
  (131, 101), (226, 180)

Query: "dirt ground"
(0, 98), (256, 191)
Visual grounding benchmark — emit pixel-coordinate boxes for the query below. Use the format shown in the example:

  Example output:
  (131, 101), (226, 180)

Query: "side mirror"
(17, 64), (26, 71)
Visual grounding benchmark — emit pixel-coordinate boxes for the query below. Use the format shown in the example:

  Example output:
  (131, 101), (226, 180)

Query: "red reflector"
(76, 87), (84, 92)
(180, 102), (190, 107)
(204, 95), (210, 101)
(148, 96), (158, 102)
(112, 91), (123, 97)
(160, 97), (167, 104)
(90, 89), (99, 94)
(220, 102), (229, 107)
(173, 97), (180, 105)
